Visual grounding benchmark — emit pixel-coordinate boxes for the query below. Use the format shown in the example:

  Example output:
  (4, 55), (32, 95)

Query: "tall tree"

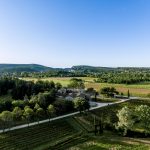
(116, 106), (134, 135)
(73, 97), (90, 113)
(68, 78), (85, 89)
(47, 104), (56, 122)
(127, 89), (130, 98)
(12, 107), (23, 121)
(36, 107), (45, 124)
(0, 111), (13, 131)
(23, 106), (34, 126)
(135, 105), (150, 134)
(100, 87), (119, 98)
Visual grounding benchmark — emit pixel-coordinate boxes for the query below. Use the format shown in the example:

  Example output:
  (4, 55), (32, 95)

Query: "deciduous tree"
(73, 97), (90, 113)
(116, 106), (134, 135)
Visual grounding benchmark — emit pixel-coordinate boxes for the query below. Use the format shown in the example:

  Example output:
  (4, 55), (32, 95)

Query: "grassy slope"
(67, 99), (150, 150)
(0, 119), (79, 150)
(23, 77), (150, 97)
(0, 118), (149, 150)
(1, 100), (150, 150)
(67, 132), (150, 150)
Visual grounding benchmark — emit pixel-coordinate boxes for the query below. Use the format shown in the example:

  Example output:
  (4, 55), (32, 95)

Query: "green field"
(1, 99), (150, 150)
(22, 77), (150, 97)
(0, 119), (80, 150)
(21, 77), (94, 87)
(0, 117), (150, 150)
(68, 133), (150, 150)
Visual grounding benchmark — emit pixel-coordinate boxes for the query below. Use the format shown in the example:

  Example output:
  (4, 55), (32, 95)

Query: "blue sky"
(0, 0), (150, 68)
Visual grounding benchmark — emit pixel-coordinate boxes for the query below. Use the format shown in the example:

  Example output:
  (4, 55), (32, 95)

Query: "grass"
(73, 114), (95, 132)
(68, 132), (150, 150)
(86, 82), (150, 97)
(21, 77), (94, 87)
(67, 100), (150, 150)
(0, 100), (150, 150)
(91, 98), (150, 121)
(22, 77), (150, 97)
(94, 97), (119, 103)
(0, 119), (79, 150)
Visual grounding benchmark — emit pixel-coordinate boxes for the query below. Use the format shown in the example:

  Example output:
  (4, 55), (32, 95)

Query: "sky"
(0, 0), (150, 68)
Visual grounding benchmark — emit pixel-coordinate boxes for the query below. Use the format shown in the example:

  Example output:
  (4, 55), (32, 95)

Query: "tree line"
(2, 67), (150, 84)
(0, 94), (90, 130)
(0, 77), (90, 129)
(0, 77), (62, 99)
(94, 71), (150, 84)
(116, 105), (150, 136)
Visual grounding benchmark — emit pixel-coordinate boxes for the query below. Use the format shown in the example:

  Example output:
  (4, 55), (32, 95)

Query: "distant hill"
(0, 64), (53, 72)
(72, 65), (150, 72)
(0, 64), (150, 74)
(71, 65), (115, 73)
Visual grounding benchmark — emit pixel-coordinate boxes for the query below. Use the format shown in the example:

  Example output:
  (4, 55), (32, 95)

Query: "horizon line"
(0, 63), (150, 69)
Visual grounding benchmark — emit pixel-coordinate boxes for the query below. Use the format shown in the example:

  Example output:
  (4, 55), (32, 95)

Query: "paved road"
(0, 98), (131, 133)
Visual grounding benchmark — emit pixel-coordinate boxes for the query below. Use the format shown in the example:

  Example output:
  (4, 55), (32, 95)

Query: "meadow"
(22, 77), (150, 97)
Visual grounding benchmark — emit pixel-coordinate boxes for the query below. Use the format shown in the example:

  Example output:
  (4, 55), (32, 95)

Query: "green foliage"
(0, 99), (12, 113)
(12, 100), (26, 109)
(116, 106), (135, 135)
(0, 110), (13, 129)
(1, 65), (150, 84)
(116, 104), (150, 135)
(0, 77), (56, 101)
(29, 95), (38, 108)
(0, 77), (57, 112)
(0, 110), (13, 122)
(36, 107), (45, 120)
(47, 104), (56, 118)
(37, 93), (46, 108)
(55, 82), (62, 90)
(135, 105), (150, 132)
(11, 79), (34, 99)
(0, 64), (51, 72)
(53, 99), (74, 115)
(68, 78), (85, 89)
(37, 91), (56, 109)
(23, 106), (34, 122)
(34, 103), (40, 110)
(127, 89), (130, 98)
(86, 87), (96, 96)
(12, 107), (23, 121)
(0, 77), (15, 96)
(95, 69), (150, 84)
(100, 87), (119, 97)
(74, 97), (90, 112)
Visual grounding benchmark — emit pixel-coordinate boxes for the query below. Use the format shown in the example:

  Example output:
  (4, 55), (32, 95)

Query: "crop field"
(1, 115), (150, 150)
(22, 77), (150, 97)
(0, 119), (80, 150)
(0, 99), (150, 150)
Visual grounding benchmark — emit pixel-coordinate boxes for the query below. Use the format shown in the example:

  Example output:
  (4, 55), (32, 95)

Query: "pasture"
(22, 77), (150, 97)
